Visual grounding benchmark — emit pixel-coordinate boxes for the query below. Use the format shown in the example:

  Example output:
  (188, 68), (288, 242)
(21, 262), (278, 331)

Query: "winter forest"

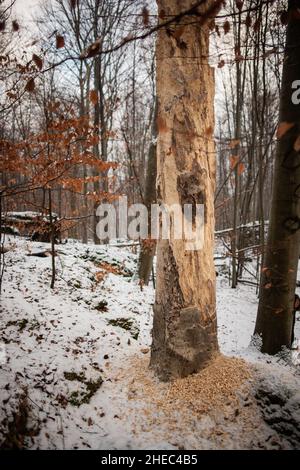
(0, 0), (300, 453)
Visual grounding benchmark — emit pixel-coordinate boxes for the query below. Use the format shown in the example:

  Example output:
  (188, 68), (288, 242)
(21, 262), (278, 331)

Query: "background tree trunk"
(254, 0), (300, 354)
(150, 0), (219, 381)
(138, 100), (158, 285)
(231, 4), (243, 289)
(92, 53), (101, 245)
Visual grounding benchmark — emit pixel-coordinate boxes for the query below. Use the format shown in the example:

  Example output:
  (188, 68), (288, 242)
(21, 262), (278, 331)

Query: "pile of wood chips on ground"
(126, 354), (252, 419)
(164, 355), (251, 416)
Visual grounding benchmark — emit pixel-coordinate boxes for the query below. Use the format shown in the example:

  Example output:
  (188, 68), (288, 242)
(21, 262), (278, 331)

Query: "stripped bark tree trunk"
(150, 0), (219, 381)
(254, 0), (300, 354)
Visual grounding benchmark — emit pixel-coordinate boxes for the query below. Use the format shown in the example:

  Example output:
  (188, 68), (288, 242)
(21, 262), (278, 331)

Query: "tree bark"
(254, 0), (300, 354)
(150, 0), (219, 381)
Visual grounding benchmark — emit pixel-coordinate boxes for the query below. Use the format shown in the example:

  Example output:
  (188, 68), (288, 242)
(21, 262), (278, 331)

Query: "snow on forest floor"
(0, 236), (300, 450)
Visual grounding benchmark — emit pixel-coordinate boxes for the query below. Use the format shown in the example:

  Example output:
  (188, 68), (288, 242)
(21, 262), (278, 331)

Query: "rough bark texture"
(150, 0), (218, 381)
(254, 0), (300, 354)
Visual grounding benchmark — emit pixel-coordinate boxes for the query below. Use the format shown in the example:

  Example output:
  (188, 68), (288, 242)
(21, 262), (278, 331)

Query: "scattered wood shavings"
(163, 355), (251, 416)
(125, 354), (251, 421)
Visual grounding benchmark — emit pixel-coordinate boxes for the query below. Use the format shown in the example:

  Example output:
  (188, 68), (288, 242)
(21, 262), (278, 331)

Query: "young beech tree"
(254, 0), (300, 354)
(137, 100), (158, 286)
(150, 0), (219, 381)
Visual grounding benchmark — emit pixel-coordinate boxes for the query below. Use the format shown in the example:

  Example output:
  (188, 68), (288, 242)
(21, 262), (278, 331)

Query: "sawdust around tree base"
(125, 353), (252, 421)
(164, 354), (251, 416)
(113, 353), (290, 449)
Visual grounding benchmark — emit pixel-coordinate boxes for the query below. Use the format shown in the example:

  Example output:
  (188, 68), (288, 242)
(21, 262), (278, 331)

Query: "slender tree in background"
(150, 0), (219, 381)
(137, 99), (158, 286)
(230, 1), (243, 289)
(254, 0), (300, 354)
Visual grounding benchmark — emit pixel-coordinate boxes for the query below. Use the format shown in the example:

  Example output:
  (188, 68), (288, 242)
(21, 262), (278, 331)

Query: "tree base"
(150, 304), (219, 381)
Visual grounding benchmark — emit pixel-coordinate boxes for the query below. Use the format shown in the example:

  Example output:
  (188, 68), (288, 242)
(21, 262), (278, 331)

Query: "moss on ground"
(64, 371), (103, 407)
(107, 317), (139, 340)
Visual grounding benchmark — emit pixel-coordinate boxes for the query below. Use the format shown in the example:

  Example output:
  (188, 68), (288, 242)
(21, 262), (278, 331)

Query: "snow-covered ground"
(0, 236), (299, 449)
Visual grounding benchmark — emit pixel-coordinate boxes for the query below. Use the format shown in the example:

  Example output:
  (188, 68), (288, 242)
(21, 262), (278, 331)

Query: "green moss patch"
(107, 318), (139, 340)
(64, 371), (103, 407)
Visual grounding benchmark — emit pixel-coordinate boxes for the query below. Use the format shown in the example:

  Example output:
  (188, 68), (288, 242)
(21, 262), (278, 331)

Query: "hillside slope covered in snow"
(0, 237), (299, 449)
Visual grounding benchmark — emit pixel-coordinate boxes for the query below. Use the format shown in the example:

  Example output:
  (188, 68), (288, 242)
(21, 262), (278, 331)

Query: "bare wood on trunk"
(150, 0), (219, 381)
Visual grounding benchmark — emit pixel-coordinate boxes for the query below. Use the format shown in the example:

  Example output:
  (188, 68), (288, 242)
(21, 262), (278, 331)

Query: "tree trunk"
(92, 54), (101, 245)
(254, 0), (300, 354)
(150, 0), (219, 381)
(231, 5), (243, 288)
(48, 188), (56, 289)
(79, 62), (89, 245)
(138, 100), (158, 285)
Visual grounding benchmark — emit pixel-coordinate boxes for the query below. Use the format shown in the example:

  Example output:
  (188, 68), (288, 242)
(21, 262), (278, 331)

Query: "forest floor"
(0, 236), (300, 449)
